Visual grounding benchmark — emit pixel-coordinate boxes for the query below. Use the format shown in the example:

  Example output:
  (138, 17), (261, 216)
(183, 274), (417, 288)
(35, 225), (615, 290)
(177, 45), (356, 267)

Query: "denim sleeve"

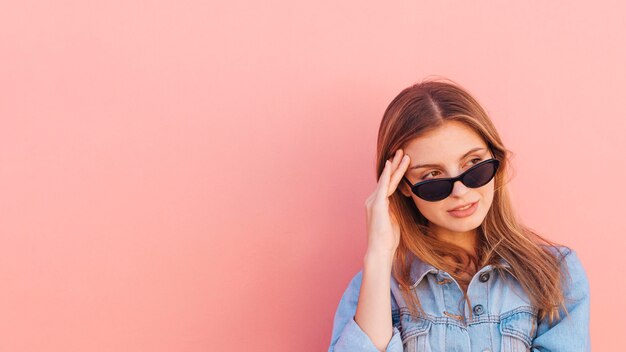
(328, 270), (403, 352)
(531, 249), (591, 351)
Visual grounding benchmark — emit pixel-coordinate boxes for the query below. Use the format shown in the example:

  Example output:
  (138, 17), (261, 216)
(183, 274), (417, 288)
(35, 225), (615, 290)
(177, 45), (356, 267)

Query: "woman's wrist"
(364, 249), (395, 268)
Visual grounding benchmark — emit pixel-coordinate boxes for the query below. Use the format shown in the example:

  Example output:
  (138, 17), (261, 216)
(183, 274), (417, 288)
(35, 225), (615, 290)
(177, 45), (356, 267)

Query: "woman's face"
(399, 121), (496, 239)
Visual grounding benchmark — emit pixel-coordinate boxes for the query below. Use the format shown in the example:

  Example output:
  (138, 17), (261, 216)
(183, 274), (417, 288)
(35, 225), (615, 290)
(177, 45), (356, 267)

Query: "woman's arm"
(531, 249), (591, 351)
(327, 259), (403, 352)
(329, 151), (410, 351)
(354, 251), (399, 350)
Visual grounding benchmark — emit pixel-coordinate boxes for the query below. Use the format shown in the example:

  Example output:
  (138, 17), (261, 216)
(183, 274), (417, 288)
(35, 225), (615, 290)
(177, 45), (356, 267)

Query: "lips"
(449, 201), (477, 212)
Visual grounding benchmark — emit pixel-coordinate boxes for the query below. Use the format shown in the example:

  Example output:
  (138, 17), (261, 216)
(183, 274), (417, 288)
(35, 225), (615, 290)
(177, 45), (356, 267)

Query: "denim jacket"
(328, 246), (590, 352)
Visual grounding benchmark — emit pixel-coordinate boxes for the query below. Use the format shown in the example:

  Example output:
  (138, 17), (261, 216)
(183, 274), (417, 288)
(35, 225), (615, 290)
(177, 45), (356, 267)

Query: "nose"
(450, 178), (470, 198)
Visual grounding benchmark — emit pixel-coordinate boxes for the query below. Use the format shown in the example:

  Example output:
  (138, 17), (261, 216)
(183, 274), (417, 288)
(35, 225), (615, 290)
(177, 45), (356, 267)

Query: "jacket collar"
(409, 254), (512, 288)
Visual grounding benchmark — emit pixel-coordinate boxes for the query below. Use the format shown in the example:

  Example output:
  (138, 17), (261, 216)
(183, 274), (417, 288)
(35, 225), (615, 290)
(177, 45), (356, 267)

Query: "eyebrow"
(409, 147), (487, 170)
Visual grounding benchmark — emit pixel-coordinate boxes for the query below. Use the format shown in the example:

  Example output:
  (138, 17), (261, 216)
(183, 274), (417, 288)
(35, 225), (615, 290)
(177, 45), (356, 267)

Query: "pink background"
(1, 1), (623, 351)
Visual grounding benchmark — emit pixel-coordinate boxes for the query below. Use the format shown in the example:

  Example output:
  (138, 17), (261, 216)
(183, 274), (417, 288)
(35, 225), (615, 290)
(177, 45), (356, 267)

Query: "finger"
(390, 149), (403, 170)
(388, 154), (411, 197)
(377, 149), (403, 199)
(386, 149), (404, 190)
(376, 149), (403, 200)
(375, 159), (393, 202)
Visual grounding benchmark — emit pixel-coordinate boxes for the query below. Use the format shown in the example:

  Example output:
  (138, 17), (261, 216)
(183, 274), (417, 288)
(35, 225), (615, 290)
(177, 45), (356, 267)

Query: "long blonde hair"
(377, 77), (570, 325)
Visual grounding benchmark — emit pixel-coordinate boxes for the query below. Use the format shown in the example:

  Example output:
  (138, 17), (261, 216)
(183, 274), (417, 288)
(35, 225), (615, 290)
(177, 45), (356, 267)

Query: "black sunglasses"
(402, 158), (500, 202)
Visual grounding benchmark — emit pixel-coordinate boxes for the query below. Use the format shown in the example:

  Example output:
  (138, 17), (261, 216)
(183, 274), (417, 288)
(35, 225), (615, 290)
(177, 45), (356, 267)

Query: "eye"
(420, 157), (483, 180)
(421, 170), (440, 180)
(469, 157), (482, 165)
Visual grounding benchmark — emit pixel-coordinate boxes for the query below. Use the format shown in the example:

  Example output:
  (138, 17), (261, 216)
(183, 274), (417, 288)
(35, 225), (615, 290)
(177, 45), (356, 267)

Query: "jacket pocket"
(499, 309), (537, 352)
(400, 318), (432, 352)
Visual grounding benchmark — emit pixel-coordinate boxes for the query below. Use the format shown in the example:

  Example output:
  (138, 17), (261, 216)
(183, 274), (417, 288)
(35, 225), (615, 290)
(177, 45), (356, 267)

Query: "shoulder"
(539, 244), (585, 270)
(337, 270), (364, 305)
(540, 244), (589, 297)
(346, 270), (363, 291)
(539, 243), (572, 262)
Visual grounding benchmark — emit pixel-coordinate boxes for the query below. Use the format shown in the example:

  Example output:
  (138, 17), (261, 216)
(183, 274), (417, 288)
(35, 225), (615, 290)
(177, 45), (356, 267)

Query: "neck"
(433, 227), (478, 257)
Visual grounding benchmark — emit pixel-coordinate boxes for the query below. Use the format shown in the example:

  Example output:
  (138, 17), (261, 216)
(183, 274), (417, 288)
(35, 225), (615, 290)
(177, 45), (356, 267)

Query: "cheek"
(474, 184), (496, 214)
(413, 197), (444, 217)
(481, 181), (496, 200)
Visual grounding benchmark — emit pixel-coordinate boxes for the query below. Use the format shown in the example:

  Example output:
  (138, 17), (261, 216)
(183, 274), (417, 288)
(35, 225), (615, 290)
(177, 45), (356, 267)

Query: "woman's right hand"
(364, 149), (411, 260)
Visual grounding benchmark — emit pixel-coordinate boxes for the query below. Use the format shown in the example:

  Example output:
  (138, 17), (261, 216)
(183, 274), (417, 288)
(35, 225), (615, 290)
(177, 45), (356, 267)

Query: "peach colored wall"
(0, 1), (623, 351)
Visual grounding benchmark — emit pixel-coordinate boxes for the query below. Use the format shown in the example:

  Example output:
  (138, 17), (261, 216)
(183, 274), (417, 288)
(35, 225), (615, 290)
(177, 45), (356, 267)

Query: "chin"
(444, 223), (481, 234)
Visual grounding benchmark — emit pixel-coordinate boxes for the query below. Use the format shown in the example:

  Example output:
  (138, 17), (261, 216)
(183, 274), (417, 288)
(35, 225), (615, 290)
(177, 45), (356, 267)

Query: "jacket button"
(473, 304), (484, 315)
(481, 349), (491, 352)
(479, 272), (490, 282)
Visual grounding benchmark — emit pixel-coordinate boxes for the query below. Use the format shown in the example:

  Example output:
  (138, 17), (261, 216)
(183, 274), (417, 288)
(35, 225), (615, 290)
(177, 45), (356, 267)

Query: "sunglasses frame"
(402, 158), (500, 202)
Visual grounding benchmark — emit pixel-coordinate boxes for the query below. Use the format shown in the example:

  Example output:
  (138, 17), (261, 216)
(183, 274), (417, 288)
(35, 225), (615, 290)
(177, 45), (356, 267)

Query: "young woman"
(328, 79), (590, 352)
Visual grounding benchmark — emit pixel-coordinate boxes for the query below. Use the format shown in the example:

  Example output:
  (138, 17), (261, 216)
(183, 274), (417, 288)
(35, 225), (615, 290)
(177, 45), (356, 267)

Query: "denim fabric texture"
(328, 245), (590, 352)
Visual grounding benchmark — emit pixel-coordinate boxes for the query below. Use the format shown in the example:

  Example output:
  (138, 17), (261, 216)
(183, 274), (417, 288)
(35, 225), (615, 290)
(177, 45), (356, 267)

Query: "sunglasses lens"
(414, 181), (453, 201)
(412, 160), (499, 201)
(463, 160), (498, 188)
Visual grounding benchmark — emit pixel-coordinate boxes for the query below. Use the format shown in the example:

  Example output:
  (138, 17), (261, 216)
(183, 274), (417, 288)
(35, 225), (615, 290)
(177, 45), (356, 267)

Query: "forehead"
(403, 121), (486, 160)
